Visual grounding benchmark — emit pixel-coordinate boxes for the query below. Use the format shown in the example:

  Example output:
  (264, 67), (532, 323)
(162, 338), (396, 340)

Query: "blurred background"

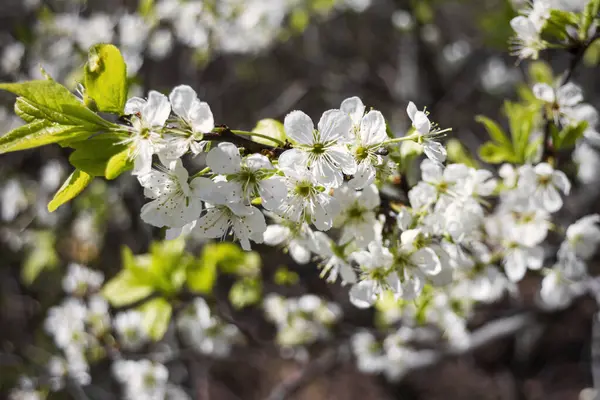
(0, 0), (599, 399)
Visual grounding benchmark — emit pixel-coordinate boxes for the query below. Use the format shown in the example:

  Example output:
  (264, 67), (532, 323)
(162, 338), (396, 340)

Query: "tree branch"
(203, 126), (289, 156)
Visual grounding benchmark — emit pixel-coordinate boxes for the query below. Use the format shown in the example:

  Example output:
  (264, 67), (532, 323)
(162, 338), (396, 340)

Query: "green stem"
(384, 133), (419, 145)
(190, 167), (211, 179)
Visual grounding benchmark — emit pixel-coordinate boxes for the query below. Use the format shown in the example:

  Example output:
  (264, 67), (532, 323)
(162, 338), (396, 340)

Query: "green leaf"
(550, 122), (562, 149)
(68, 134), (128, 177)
(558, 121), (588, 149)
(504, 101), (536, 163)
(478, 142), (515, 164)
(290, 9), (310, 33)
(200, 243), (261, 277)
(22, 231), (58, 285)
(0, 80), (108, 126)
(580, 0), (600, 40)
(187, 258), (217, 294)
(251, 118), (287, 147)
(273, 266), (299, 286)
(525, 135), (544, 162)
(0, 121), (93, 154)
(48, 169), (93, 212)
(105, 147), (132, 179)
(584, 39), (600, 66)
(138, 0), (155, 18)
(13, 97), (101, 128)
(446, 139), (479, 168)
(528, 61), (554, 84)
(229, 277), (262, 309)
(102, 269), (154, 307)
(148, 239), (190, 293)
(542, 9), (580, 41)
(139, 297), (172, 341)
(84, 44), (128, 114)
(475, 115), (511, 148)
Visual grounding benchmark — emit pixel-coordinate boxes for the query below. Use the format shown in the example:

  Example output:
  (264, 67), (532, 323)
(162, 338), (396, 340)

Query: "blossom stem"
(190, 167), (211, 180)
(383, 133), (419, 145)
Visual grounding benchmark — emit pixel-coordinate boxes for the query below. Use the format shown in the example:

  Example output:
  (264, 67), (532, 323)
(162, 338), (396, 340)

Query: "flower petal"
(406, 101), (418, 122)
(359, 110), (387, 146)
(169, 85), (197, 120)
(245, 154), (273, 171)
(349, 281), (377, 308)
(532, 83), (555, 103)
(348, 162), (376, 190)
(340, 96), (366, 127)
(278, 148), (309, 171)
(541, 186), (563, 212)
(143, 91), (171, 128)
(327, 145), (357, 175)
(258, 176), (287, 211)
(189, 101), (214, 133)
(317, 109), (352, 142)
(196, 208), (229, 239)
(423, 140), (447, 163)
(413, 111), (431, 134)
(124, 97), (146, 115)
(284, 110), (314, 145)
(263, 224), (290, 246)
(205, 142), (242, 174)
(289, 240), (311, 264)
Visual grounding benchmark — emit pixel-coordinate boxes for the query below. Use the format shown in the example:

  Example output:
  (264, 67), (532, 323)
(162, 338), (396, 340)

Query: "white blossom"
(177, 298), (239, 357)
(161, 85), (214, 159)
(406, 102), (447, 163)
(340, 97), (389, 189)
(114, 310), (148, 351)
(62, 263), (104, 295)
(517, 163), (571, 212)
(113, 359), (169, 400)
(206, 142), (287, 209)
(510, 16), (545, 60)
(333, 184), (380, 248)
(263, 220), (316, 264)
(124, 91), (171, 175)
(138, 158), (204, 229)
(279, 109), (356, 188)
(277, 166), (339, 231)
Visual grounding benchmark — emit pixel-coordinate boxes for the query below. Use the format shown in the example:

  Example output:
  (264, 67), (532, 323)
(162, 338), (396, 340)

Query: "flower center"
(347, 204), (365, 220)
(295, 182), (313, 197)
(537, 175), (550, 186)
(311, 142), (326, 155)
(355, 146), (369, 161)
(436, 181), (449, 193)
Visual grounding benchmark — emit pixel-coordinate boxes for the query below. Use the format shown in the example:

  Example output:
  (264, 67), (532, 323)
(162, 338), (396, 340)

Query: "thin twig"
(264, 344), (347, 400)
(560, 33), (600, 86)
(542, 32), (600, 162)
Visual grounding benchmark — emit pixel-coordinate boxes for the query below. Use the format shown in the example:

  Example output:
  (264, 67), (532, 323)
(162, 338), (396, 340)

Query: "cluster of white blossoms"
(351, 327), (435, 381)
(130, 90), (441, 252)
(509, 0), (599, 61)
(44, 265), (109, 390)
(112, 359), (189, 400)
(177, 298), (241, 358)
(121, 83), (600, 319)
(509, 0), (551, 60)
(1, 0), (369, 86)
(263, 294), (342, 348)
